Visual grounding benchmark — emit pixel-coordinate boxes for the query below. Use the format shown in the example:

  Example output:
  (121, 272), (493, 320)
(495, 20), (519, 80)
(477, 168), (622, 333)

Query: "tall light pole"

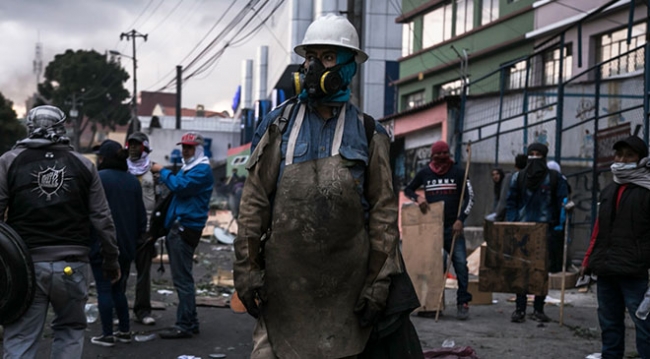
(118, 29), (147, 133)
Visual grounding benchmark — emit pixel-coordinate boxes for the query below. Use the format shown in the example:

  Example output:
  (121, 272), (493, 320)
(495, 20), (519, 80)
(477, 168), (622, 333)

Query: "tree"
(0, 92), (26, 155)
(37, 49), (131, 151)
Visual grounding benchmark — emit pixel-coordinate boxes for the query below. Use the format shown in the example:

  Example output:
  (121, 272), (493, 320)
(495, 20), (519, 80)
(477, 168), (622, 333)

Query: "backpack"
(149, 192), (173, 240)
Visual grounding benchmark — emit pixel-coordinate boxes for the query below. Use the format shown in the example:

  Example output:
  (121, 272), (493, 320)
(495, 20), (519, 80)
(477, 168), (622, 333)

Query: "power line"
(137, 0), (167, 31)
(146, 0), (186, 34)
(155, 0), (263, 91)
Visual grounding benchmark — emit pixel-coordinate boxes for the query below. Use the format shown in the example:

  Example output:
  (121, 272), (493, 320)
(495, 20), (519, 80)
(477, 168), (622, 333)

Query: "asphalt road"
(0, 229), (644, 358)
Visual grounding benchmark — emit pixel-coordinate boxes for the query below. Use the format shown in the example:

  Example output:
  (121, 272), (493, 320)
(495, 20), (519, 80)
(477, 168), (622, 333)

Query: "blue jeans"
(166, 222), (199, 333)
(90, 259), (131, 336)
(443, 228), (472, 305)
(3, 261), (89, 359)
(597, 276), (650, 359)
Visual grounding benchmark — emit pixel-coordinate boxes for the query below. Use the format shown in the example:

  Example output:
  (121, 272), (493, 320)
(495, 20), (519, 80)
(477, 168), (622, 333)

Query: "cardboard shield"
(401, 201), (445, 312)
(479, 221), (548, 296)
(0, 222), (36, 325)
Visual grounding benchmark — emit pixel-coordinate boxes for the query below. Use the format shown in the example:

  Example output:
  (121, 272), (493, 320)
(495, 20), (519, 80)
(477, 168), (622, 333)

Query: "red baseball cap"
(177, 132), (204, 146)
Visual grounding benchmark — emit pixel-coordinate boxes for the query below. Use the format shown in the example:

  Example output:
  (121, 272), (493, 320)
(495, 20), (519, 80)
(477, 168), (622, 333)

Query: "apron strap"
(285, 104), (347, 165)
(286, 104), (307, 165)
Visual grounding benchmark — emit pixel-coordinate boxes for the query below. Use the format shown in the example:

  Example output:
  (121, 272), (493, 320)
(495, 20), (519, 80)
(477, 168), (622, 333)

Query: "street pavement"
(0, 224), (644, 358)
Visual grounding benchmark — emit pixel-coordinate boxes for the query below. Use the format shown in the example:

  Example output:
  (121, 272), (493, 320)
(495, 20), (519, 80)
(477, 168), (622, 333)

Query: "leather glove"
(418, 201), (429, 214)
(354, 296), (384, 327)
(239, 289), (261, 319)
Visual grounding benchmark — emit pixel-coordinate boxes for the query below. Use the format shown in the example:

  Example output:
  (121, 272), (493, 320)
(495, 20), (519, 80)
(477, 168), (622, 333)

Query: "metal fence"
(455, 6), (650, 260)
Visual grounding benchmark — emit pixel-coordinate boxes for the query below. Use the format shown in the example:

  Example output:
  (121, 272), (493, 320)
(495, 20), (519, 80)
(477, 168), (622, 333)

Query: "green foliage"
(0, 92), (26, 155)
(37, 49), (132, 151)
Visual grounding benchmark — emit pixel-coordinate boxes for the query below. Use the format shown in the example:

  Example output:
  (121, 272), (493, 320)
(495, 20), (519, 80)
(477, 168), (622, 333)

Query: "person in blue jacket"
(151, 131), (214, 339)
(89, 140), (147, 347)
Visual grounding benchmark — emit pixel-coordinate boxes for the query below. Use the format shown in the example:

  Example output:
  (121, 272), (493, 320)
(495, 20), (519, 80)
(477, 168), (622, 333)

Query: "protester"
(234, 13), (416, 358)
(89, 140), (147, 347)
(226, 168), (245, 224)
(546, 159), (571, 273)
(150, 131), (214, 339)
(491, 168), (505, 212)
(581, 135), (650, 358)
(0, 105), (119, 358)
(506, 143), (568, 323)
(404, 140), (475, 320)
(126, 132), (157, 325)
(494, 154), (527, 221)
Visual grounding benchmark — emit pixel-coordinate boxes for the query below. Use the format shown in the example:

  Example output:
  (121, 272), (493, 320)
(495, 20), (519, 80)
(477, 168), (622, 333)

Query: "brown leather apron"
(262, 104), (370, 358)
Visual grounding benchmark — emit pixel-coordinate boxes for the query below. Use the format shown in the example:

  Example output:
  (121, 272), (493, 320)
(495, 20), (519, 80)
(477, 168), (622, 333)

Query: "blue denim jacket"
(252, 101), (382, 199)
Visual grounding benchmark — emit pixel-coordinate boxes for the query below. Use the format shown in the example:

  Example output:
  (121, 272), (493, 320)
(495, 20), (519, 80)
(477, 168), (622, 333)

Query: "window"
(405, 91), (425, 110)
(543, 45), (573, 86)
(598, 23), (646, 78)
(455, 0), (474, 36)
(438, 79), (464, 98)
(506, 60), (531, 90)
(402, 22), (414, 57)
(422, 3), (452, 48)
(481, 0), (498, 25)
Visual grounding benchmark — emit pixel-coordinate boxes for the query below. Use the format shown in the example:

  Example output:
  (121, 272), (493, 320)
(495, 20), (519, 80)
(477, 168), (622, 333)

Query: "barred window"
(438, 79), (464, 98)
(543, 45), (573, 85)
(599, 23), (646, 78)
(456, 0), (474, 36)
(405, 91), (425, 110)
(422, 2), (453, 48)
(402, 22), (414, 57)
(481, 0), (498, 26)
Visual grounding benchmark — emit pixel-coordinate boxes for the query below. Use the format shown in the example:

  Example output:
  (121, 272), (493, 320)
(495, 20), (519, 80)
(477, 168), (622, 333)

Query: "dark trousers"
(133, 240), (156, 319)
(515, 294), (545, 313)
(91, 259), (131, 336)
(443, 228), (472, 305)
(597, 276), (650, 359)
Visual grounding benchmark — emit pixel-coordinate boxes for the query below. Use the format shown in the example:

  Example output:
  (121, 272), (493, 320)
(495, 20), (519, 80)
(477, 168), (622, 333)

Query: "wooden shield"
(479, 221), (548, 296)
(401, 201), (445, 312)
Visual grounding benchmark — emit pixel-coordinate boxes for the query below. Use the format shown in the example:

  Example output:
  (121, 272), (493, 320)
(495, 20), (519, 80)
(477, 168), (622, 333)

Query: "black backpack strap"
(362, 113), (376, 144)
(275, 96), (298, 134)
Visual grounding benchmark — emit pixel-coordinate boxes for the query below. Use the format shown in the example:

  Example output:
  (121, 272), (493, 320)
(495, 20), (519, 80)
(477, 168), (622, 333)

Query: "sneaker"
(137, 316), (156, 325)
(91, 335), (116, 347)
(456, 303), (469, 320)
(115, 331), (132, 343)
(530, 310), (551, 323)
(511, 310), (526, 323)
(112, 318), (119, 326)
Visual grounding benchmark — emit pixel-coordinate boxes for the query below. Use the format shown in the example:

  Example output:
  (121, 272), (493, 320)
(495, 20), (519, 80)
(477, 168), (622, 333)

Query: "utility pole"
(176, 65), (182, 130)
(119, 29), (148, 132)
(346, 0), (363, 109)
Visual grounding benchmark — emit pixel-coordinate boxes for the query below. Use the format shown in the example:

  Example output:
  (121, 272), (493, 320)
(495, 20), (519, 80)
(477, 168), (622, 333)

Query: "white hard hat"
(294, 13), (368, 63)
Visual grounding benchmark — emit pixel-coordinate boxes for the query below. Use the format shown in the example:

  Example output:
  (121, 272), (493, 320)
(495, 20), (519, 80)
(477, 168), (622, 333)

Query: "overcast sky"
(0, 0), (287, 117)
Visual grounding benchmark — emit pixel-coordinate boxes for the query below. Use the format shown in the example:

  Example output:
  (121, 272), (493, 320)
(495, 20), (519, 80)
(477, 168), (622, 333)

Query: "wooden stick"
(435, 142), (472, 322)
(559, 200), (570, 326)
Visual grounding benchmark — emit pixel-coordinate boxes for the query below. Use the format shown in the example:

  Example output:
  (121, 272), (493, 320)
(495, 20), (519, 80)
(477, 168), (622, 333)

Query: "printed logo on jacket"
(425, 178), (457, 195)
(31, 163), (71, 201)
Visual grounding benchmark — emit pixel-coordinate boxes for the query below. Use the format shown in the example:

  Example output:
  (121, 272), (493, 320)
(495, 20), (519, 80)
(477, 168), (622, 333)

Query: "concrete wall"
(145, 128), (240, 166)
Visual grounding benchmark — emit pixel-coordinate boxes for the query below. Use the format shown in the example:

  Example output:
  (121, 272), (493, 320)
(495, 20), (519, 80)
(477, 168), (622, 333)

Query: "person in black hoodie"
(581, 135), (650, 359)
(89, 140), (147, 347)
(404, 140), (474, 320)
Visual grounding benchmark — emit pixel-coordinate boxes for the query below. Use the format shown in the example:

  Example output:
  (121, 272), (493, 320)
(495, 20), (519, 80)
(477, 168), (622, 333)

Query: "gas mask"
(292, 57), (353, 99)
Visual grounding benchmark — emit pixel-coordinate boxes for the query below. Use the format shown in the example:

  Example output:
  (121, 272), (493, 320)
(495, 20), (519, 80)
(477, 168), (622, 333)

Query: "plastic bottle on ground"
(635, 287), (650, 320)
(442, 339), (455, 348)
(84, 303), (98, 324)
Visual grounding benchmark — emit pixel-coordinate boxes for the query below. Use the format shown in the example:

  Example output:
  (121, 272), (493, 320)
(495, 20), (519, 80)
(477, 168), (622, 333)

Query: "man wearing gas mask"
(234, 13), (419, 359)
(506, 142), (568, 324)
